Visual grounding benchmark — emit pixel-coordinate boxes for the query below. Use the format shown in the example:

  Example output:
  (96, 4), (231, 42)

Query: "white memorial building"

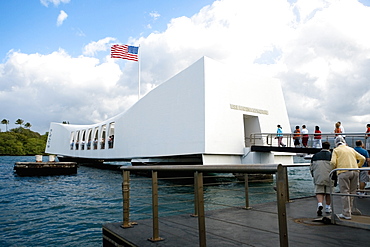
(45, 57), (292, 165)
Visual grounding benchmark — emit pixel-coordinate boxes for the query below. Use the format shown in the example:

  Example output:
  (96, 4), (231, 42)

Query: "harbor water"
(1, 156), (313, 246)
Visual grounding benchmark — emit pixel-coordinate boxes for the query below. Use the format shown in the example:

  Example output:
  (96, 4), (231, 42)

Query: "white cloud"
(40, 0), (70, 7)
(2, 0), (370, 134)
(149, 11), (160, 20)
(0, 49), (135, 133)
(135, 0), (370, 132)
(83, 37), (116, 56)
(57, 10), (68, 26)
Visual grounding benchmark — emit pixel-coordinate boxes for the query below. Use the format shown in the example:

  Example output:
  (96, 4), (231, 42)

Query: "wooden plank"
(103, 196), (370, 247)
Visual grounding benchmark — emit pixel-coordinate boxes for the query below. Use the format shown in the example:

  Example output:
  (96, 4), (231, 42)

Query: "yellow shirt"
(330, 144), (365, 174)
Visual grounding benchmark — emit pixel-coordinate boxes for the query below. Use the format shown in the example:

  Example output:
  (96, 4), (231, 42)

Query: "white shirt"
(340, 125), (345, 137)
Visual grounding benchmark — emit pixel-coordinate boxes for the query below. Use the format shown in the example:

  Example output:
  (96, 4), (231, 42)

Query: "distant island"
(0, 119), (48, 156)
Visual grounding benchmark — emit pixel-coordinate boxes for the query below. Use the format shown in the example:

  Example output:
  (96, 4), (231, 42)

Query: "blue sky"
(0, 0), (214, 58)
(1, 0), (370, 135)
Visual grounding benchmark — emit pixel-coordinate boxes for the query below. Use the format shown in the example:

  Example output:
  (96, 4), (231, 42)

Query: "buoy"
(35, 155), (43, 162)
(49, 155), (56, 162)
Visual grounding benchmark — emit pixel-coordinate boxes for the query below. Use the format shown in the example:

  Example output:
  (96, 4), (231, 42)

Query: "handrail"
(120, 163), (308, 247)
(121, 164), (279, 173)
(248, 132), (370, 148)
(329, 167), (370, 224)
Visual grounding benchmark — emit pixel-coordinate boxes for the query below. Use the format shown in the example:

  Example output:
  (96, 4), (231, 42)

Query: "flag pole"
(138, 44), (141, 100)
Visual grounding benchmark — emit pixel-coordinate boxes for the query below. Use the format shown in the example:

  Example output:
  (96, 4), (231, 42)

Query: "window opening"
(87, 128), (92, 150)
(101, 125), (106, 149)
(108, 122), (115, 148)
(81, 130), (86, 150)
(70, 132), (74, 150)
(93, 127), (99, 150)
(75, 131), (80, 150)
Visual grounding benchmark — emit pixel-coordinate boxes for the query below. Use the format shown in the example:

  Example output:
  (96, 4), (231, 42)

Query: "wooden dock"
(14, 162), (77, 176)
(103, 195), (370, 247)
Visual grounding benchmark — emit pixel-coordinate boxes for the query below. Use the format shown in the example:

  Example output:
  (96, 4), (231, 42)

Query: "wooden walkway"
(103, 196), (370, 247)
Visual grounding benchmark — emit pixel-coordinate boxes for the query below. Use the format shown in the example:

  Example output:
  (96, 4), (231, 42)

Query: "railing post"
(283, 166), (290, 202)
(121, 170), (133, 228)
(276, 164), (289, 247)
(192, 171), (199, 217)
(148, 170), (164, 242)
(195, 171), (206, 247)
(244, 174), (251, 209)
(266, 135), (271, 145)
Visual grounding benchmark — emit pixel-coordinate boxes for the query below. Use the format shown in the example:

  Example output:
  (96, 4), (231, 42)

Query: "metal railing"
(120, 163), (311, 247)
(329, 167), (370, 224)
(248, 132), (370, 148)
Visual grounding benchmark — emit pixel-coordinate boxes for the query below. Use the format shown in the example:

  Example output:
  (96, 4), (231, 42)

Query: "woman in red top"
(334, 122), (342, 137)
(313, 126), (322, 148)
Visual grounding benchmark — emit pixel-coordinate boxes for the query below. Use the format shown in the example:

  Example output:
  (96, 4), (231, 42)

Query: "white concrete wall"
(117, 57), (207, 158)
(46, 56), (291, 163)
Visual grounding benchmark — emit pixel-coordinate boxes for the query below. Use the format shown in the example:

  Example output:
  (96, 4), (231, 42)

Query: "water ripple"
(1, 156), (314, 246)
(0, 156), (122, 247)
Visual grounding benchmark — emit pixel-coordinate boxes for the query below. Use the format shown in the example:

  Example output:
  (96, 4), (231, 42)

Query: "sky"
(1, 0), (370, 135)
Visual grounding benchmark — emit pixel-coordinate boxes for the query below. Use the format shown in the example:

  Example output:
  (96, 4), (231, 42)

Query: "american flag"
(111, 44), (139, 61)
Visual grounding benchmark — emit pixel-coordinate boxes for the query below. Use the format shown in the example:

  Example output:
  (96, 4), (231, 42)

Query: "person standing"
(276, 125), (286, 147)
(293, 126), (301, 147)
(354, 140), (370, 197)
(301, 125), (309, 148)
(313, 126), (322, 148)
(334, 122), (342, 137)
(338, 121), (345, 139)
(310, 141), (333, 216)
(365, 124), (370, 150)
(330, 136), (365, 220)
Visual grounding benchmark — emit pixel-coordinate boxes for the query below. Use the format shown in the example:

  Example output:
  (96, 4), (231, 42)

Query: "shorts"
(315, 184), (333, 194)
(294, 139), (300, 145)
(359, 170), (369, 183)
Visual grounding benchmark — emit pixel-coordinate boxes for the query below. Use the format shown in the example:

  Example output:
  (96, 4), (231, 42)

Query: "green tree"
(0, 133), (25, 155)
(24, 138), (46, 155)
(0, 127), (47, 155)
(15, 119), (24, 127)
(24, 122), (32, 129)
(1, 119), (9, 131)
(10, 127), (41, 139)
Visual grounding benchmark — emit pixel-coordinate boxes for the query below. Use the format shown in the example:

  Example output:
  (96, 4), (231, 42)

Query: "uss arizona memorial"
(45, 57), (292, 165)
